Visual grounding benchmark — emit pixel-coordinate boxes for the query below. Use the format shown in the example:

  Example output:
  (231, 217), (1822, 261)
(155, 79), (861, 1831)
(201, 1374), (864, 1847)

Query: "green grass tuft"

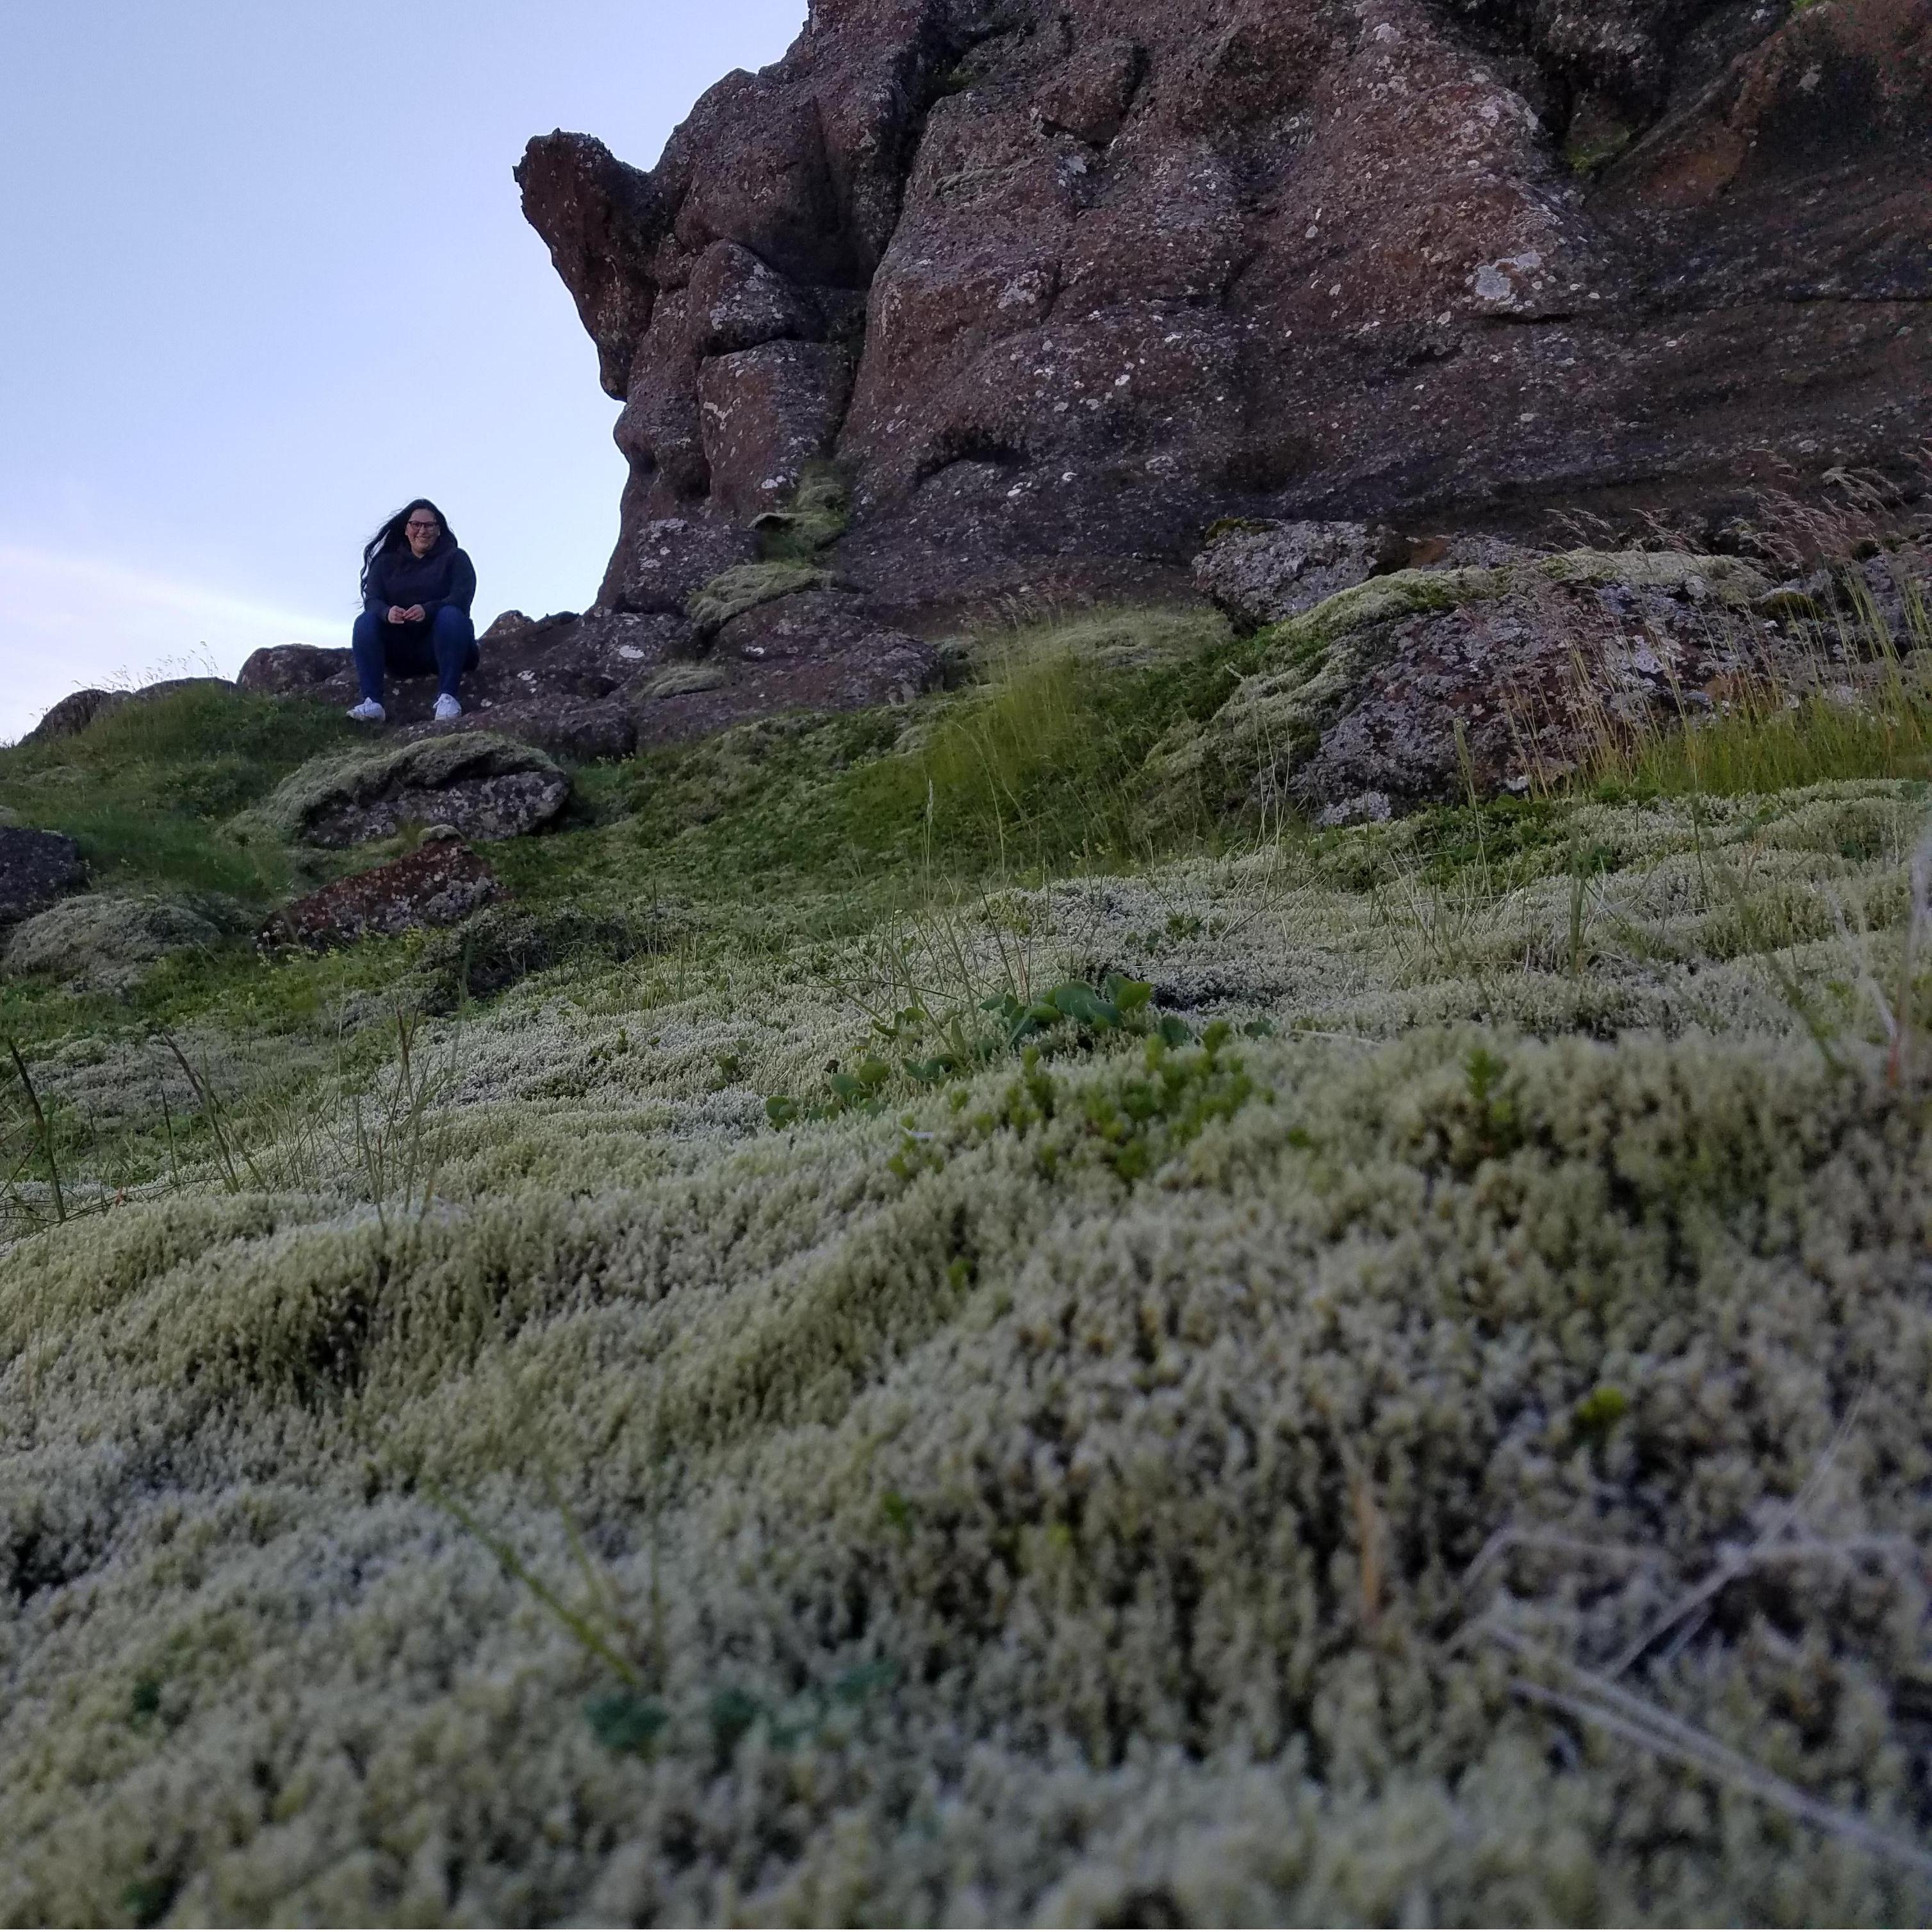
(0, 685), (356, 898)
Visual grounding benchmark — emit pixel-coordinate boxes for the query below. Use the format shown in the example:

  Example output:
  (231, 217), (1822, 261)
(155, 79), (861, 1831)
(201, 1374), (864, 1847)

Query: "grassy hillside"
(4, 605), (1932, 1925)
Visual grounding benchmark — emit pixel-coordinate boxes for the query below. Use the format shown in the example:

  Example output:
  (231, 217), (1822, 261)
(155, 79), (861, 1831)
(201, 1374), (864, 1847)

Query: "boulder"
(598, 511), (760, 618)
(517, 0), (1932, 625)
(250, 733), (570, 847)
(235, 645), (353, 696)
(425, 697), (639, 764)
(1192, 521), (1401, 634)
(261, 835), (499, 948)
(22, 689), (129, 744)
(1150, 549), (1784, 815)
(0, 827), (85, 927)
(697, 340), (855, 521)
(5, 893), (221, 993)
(686, 239), (824, 359)
(477, 609), (580, 646)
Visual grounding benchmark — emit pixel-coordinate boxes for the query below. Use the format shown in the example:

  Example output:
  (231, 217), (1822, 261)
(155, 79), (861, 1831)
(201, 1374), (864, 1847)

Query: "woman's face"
(405, 510), (441, 558)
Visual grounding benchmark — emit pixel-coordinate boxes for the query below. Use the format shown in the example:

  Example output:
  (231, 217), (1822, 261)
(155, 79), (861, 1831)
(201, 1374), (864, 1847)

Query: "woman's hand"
(386, 605), (409, 625)
(404, 604), (427, 623)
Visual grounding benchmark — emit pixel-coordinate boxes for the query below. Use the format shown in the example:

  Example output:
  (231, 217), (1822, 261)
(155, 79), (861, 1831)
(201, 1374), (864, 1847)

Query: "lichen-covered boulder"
(249, 733), (570, 847)
(1192, 521), (1400, 634)
(0, 827), (85, 926)
(4, 893), (221, 992)
(261, 834), (499, 948)
(632, 591), (940, 749)
(1149, 549), (1779, 817)
(234, 644), (353, 696)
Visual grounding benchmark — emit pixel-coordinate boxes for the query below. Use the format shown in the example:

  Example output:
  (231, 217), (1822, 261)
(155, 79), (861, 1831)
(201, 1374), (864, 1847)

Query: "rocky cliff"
(519, 0), (1931, 626)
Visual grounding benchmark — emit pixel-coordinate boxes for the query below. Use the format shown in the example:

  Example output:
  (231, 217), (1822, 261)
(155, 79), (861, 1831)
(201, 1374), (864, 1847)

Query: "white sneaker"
(347, 699), (385, 723)
(433, 694), (463, 721)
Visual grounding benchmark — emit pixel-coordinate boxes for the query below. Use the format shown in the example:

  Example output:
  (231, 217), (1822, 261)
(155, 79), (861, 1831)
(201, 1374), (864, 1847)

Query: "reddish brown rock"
(687, 240), (825, 357)
(1193, 521), (1407, 634)
(262, 837), (500, 949)
(518, 0), (1932, 625)
(699, 341), (856, 520)
(631, 591), (941, 748)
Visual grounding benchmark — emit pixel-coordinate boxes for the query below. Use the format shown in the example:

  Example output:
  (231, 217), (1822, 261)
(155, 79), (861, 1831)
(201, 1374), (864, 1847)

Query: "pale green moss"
(636, 660), (729, 700)
(749, 462), (851, 561)
(684, 561), (830, 637)
(1538, 548), (1771, 602)
(5, 782), (1932, 1922)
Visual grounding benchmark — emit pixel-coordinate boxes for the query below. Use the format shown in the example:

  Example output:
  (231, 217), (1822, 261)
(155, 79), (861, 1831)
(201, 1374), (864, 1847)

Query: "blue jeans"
(351, 607), (479, 702)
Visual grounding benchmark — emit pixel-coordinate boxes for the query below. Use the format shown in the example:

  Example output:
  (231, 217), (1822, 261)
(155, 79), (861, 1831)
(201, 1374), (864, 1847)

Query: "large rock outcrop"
(519, 0), (1932, 629)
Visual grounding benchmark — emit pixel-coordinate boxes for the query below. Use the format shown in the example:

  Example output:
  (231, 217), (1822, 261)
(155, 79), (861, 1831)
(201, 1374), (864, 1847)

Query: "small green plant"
(584, 1689), (669, 1757)
(1573, 1384), (1630, 1445)
(338, 1003), (461, 1225)
(5, 1037), (65, 1224)
(928, 1020), (1263, 1186)
(1460, 1045), (1523, 1165)
(765, 974), (1168, 1127)
(120, 1875), (179, 1929)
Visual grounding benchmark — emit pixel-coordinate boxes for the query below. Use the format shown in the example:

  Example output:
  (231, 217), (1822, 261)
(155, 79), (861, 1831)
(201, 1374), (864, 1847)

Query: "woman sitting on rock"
(347, 498), (478, 723)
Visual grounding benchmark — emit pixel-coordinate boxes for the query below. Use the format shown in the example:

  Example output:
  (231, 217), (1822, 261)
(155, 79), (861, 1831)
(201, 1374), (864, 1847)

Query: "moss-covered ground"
(4, 616), (1932, 1925)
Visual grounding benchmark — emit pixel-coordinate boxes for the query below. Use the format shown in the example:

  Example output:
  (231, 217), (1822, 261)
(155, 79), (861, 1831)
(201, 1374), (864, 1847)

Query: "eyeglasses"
(405, 520), (440, 533)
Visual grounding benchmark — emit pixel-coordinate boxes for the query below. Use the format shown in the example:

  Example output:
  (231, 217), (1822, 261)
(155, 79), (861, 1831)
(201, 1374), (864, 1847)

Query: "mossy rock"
(3, 891), (223, 992)
(1143, 550), (1774, 821)
(685, 562), (830, 639)
(750, 464), (851, 561)
(240, 732), (570, 849)
(638, 660), (730, 700)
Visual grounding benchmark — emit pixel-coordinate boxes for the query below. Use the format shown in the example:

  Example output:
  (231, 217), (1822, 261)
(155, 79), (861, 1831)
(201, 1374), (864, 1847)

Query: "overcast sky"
(0, 1), (805, 741)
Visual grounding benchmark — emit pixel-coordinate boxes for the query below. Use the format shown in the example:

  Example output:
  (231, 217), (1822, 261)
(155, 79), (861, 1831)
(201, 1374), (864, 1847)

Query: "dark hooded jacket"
(362, 530), (477, 621)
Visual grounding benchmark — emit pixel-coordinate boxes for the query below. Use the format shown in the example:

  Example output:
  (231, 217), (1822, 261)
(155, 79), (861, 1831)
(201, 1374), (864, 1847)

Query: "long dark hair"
(360, 498), (455, 595)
